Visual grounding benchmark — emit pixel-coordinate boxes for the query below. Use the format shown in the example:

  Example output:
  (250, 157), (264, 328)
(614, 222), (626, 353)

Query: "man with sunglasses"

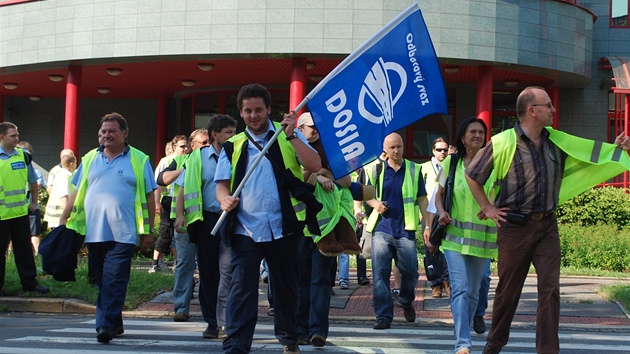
(420, 138), (450, 299)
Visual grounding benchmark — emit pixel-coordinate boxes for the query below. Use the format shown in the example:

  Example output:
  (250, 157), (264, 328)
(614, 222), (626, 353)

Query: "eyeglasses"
(434, 148), (448, 152)
(531, 102), (553, 109)
(177, 145), (188, 149)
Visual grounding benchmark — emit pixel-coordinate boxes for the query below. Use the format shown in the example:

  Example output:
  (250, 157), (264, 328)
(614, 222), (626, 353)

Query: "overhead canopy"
(604, 56), (630, 91)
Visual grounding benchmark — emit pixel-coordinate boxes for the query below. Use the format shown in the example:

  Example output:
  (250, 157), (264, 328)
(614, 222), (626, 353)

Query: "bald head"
(383, 133), (404, 164)
(60, 149), (75, 159)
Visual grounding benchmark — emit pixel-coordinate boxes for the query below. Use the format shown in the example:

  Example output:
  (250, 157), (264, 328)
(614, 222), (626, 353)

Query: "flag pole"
(210, 98), (309, 236)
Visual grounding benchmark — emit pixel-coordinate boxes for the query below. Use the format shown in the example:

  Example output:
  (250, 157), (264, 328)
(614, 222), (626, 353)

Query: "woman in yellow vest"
(431, 117), (507, 354)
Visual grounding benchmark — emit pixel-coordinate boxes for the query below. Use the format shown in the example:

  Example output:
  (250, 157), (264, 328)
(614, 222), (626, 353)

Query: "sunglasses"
(434, 148), (448, 152)
(177, 145), (187, 149)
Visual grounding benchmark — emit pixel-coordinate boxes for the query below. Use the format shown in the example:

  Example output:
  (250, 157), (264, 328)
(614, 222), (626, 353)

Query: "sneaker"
(218, 326), (227, 339)
(147, 265), (161, 274)
(310, 333), (326, 347)
(473, 315), (487, 334)
(482, 344), (502, 354)
(358, 276), (370, 285)
(402, 304), (416, 322)
(202, 325), (218, 339)
(339, 282), (349, 290)
(174, 312), (189, 322)
(431, 285), (443, 298)
(282, 344), (301, 353)
(373, 319), (391, 330)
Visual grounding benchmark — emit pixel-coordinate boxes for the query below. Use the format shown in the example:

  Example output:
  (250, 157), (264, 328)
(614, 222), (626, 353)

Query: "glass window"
(611, 0), (629, 27)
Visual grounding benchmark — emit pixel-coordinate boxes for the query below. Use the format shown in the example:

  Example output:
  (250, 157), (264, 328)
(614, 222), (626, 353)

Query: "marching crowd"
(1, 84), (630, 354)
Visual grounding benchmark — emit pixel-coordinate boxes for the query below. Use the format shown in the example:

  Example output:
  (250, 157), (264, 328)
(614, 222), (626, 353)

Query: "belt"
(528, 211), (555, 220)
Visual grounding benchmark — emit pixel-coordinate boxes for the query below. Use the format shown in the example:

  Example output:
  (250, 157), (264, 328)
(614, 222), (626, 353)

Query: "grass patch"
(2, 253), (173, 310)
(600, 284), (630, 313)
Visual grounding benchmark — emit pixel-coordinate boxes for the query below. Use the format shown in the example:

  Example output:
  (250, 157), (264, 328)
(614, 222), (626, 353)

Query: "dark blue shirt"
(374, 161), (426, 239)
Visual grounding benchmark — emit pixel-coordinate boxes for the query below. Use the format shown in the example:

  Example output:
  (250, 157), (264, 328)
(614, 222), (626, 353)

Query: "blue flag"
(305, 3), (447, 179)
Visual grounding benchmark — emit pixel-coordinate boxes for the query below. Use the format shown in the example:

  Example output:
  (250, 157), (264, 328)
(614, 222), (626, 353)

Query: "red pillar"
(476, 66), (493, 141)
(155, 96), (167, 164)
(64, 65), (82, 155)
(290, 57), (307, 122)
(547, 85), (559, 129)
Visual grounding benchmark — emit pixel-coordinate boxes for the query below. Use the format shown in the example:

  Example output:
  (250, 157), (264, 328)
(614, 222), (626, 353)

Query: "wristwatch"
(286, 131), (298, 141)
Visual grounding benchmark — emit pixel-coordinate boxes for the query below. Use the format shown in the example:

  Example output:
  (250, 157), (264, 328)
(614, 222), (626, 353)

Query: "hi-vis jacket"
(170, 154), (189, 220)
(66, 146), (151, 236)
(365, 159), (421, 233)
(182, 147), (209, 225)
(491, 127), (630, 205)
(0, 148), (30, 220)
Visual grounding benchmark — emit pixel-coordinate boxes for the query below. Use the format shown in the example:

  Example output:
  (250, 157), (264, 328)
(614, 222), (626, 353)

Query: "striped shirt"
(466, 123), (566, 214)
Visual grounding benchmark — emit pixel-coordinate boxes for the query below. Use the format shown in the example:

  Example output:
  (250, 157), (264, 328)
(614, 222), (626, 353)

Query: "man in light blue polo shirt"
(215, 84), (322, 354)
(174, 114), (237, 339)
(61, 113), (156, 344)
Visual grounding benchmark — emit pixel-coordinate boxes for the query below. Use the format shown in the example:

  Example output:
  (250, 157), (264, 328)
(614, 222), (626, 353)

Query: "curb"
(0, 297), (94, 314)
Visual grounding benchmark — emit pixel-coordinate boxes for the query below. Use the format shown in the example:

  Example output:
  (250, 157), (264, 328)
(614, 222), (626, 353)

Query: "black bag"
(423, 250), (443, 281)
(428, 155), (459, 248)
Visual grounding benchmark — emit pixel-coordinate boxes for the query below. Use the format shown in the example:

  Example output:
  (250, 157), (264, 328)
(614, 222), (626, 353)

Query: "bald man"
(47, 148), (75, 195)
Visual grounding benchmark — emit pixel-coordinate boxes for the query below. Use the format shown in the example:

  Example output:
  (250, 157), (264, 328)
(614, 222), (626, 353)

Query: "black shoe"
(473, 315), (487, 334)
(403, 304), (416, 322)
(297, 335), (310, 345)
(202, 325), (218, 339)
(112, 327), (124, 337)
(23, 284), (49, 294)
(373, 319), (391, 330)
(482, 343), (502, 354)
(267, 307), (275, 316)
(218, 326), (227, 339)
(282, 344), (301, 353)
(310, 333), (326, 347)
(96, 326), (113, 343)
(358, 276), (370, 285)
(174, 312), (189, 322)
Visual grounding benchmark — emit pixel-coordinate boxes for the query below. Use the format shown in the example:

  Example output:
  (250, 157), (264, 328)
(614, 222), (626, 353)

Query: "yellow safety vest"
(491, 127), (630, 204)
(227, 122), (306, 221)
(170, 154), (189, 220)
(0, 148), (30, 220)
(439, 155), (497, 258)
(306, 183), (355, 242)
(365, 159), (421, 233)
(66, 146), (150, 235)
(182, 148), (206, 225)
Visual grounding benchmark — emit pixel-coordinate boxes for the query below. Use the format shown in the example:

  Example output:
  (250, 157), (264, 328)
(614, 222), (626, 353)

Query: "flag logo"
(358, 58), (407, 127)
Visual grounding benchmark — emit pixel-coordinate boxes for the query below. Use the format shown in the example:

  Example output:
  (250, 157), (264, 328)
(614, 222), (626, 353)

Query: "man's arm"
(141, 190), (156, 251)
(157, 159), (181, 186)
(154, 188), (163, 215)
(465, 174), (507, 226)
(281, 112), (321, 172)
(59, 189), (78, 225)
(216, 180), (240, 212)
(174, 187), (186, 232)
(28, 181), (39, 213)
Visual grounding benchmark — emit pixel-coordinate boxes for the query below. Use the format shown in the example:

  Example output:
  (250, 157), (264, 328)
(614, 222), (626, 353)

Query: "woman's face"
(462, 121), (485, 152)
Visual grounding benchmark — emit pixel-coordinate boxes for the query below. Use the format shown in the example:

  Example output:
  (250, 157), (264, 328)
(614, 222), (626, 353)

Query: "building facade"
(0, 0), (628, 175)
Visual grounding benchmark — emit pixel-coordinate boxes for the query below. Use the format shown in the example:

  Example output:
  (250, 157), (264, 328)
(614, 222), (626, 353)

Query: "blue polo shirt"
(214, 120), (311, 242)
(71, 146), (157, 245)
(374, 160), (426, 239)
(175, 145), (221, 214)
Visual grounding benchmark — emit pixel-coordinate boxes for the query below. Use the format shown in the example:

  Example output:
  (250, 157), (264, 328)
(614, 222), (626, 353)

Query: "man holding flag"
(215, 84), (321, 354)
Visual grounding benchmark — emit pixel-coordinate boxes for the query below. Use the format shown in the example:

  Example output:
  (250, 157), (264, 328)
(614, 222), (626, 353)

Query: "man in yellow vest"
(60, 113), (157, 344)
(0, 122), (49, 295)
(174, 115), (237, 339)
(466, 86), (630, 354)
(365, 132), (429, 330)
(215, 84), (321, 354)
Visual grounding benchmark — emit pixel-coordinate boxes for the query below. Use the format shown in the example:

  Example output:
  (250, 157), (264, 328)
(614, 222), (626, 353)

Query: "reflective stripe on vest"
(182, 148), (205, 225)
(66, 146), (150, 235)
(227, 122), (306, 221)
(0, 148), (29, 220)
(365, 159), (420, 233)
(306, 184), (355, 243)
(170, 154), (189, 220)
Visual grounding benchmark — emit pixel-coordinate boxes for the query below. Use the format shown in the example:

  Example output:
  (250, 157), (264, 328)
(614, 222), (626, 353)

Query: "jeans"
(337, 254), (349, 285)
(475, 258), (491, 317)
(172, 230), (197, 316)
(371, 231), (418, 322)
(88, 241), (135, 330)
(444, 249), (487, 352)
(296, 235), (335, 339)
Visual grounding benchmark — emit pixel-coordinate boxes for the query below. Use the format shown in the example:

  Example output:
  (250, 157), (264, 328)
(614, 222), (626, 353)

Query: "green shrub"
(556, 187), (630, 230)
(559, 223), (630, 272)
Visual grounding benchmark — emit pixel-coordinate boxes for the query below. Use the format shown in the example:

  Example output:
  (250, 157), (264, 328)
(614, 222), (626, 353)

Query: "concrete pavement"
(2, 271), (629, 329)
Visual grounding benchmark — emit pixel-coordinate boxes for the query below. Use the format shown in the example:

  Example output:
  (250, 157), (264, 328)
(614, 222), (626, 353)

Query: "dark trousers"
(0, 215), (38, 291)
(355, 223), (367, 280)
(425, 248), (449, 287)
(188, 211), (222, 327)
(223, 234), (299, 354)
(88, 241), (135, 330)
(296, 234), (335, 339)
(487, 216), (560, 354)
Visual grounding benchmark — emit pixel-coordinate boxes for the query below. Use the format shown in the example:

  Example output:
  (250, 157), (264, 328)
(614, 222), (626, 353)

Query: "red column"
(290, 57), (307, 121)
(476, 66), (493, 141)
(547, 85), (559, 129)
(155, 96), (167, 164)
(64, 65), (82, 155)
